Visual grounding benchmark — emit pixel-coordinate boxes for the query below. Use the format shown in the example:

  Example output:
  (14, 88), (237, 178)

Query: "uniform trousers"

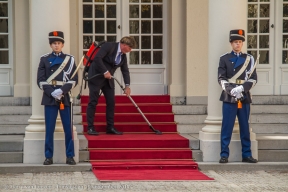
(44, 105), (74, 158)
(220, 102), (252, 158)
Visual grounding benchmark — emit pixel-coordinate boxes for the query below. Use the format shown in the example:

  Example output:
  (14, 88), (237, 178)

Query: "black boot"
(219, 157), (228, 163)
(66, 157), (76, 165)
(43, 158), (53, 165)
(242, 156), (258, 163)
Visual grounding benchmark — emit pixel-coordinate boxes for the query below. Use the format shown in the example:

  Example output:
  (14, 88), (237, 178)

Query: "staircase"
(0, 96), (287, 163)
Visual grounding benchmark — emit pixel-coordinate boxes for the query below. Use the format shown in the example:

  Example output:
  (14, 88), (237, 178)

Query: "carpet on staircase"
(81, 95), (213, 181)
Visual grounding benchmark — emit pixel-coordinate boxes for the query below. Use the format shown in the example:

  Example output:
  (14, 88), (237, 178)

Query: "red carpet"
(81, 95), (213, 181)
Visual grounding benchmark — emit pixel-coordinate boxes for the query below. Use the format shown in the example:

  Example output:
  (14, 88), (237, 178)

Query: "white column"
(23, 0), (79, 163)
(199, 0), (257, 162)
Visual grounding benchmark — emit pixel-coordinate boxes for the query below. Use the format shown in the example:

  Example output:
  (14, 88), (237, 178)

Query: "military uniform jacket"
(37, 52), (78, 106)
(88, 42), (130, 88)
(218, 51), (257, 104)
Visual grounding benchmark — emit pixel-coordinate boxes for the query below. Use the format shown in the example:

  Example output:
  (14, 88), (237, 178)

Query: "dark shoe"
(242, 156), (258, 163)
(219, 157), (228, 163)
(43, 158), (53, 165)
(106, 127), (123, 135)
(87, 129), (99, 135)
(66, 157), (76, 165)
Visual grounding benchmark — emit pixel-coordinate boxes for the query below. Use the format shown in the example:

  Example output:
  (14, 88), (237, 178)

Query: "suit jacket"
(88, 42), (130, 88)
(37, 52), (78, 106)
(218, 51), (257, 104)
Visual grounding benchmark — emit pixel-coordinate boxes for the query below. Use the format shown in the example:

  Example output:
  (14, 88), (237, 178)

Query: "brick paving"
(0, 170), (288, 192)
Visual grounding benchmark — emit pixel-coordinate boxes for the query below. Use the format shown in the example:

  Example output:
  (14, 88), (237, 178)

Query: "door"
(248, 0), (288, 95)
(0, 0), (13, 96)
(80, 0), (166, 95)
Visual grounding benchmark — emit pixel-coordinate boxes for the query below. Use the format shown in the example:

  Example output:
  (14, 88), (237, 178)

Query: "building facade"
(0, 0), (287, 162)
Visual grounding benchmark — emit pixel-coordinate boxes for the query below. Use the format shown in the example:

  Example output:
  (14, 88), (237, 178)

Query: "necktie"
(115, 53), (122, 65)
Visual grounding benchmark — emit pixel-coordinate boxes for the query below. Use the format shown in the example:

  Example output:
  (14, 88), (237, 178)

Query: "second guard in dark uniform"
(37, 31), (78, 165)
(218, 29), (258, 163)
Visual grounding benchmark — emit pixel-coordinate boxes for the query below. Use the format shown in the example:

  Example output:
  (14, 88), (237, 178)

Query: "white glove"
(51, 89), (63, 100)
(235, 92), (242, 99)
(231, 85), (244, 96)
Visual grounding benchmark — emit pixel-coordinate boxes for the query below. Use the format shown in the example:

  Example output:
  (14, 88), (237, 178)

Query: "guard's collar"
(231, 51), (242, 57)
(52, 51), (63, 56)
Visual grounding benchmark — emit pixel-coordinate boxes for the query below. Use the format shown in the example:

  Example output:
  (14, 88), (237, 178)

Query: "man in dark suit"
(86, 36), (136, 135)
(218, 29), (258, 164)
(37, 31), (78, 165)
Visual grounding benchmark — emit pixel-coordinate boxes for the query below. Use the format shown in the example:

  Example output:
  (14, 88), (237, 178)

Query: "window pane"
(284, 19), (288, 33)
(0, 35), (8, 48)
(153, 36), (162, 49)
(83, 5), (92, 18)
(153, 20), (162, 33)
(83, 0), (92, 2)
(130, 51), (139, 64)
(248, 35), (257, 49)
(107, 36), (116, 42)
(153, 5), (162, 18)
(260, 0), (269, 2)
(141, 51), (151, 64)
(107, 5), (116, 18)
(130, 5), (139, 18)
(283, 35), (288, 48)
(283, 51), (288, 64)
(95, 0), (104, 2)
(284, 4), (288, 17)
(259, 50), (269, 64)
(95, 36), (105, 42)
(248, 4), (258, 18)
(95, 5), (104, 18)
(83, 36), (93, 49)
(259, 20), (269, 33)
(141, 5), (151, 18)
(248, 20), (257, 33)
(153, 0), (162, 2)
(141, 36), (151, 49)
(153, 51), (162, 64)
(130, 36), (139, 49)
(130, 20), (139, 34)
(0, 19), (8, 33)
(142, 0), (151, 2)
(259, 35), (269, 48)
(107, 0), (116, 2)
(95, 20), (104, 33)
(83, 20), (93, 33)
(107, 20), (116, 33)
(0, 51), (8, 64)
(130, 0), (139, 2)
(141, 20), (151, 33)
(0, 3), (8, 17)
(248, 50), (257, 60)
(248, 0), (258, 2)
(260, 4), (269, 17)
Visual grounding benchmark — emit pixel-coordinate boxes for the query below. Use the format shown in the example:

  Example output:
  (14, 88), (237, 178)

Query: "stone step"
(0, 97), (30, 106)
(251, 124), (288, 134)
(258, 150), (288, 162)
(172, 105), (207, 115)
(0, 106), (81, 115)
(257, 134), (288, 150)
(0, 152), (23, 163)
(0, 135), (24, 152)
(252, 96), (288, 105)
(251, 105), (288, 114)
(177, 124), (204, 134)
(0, 125), (27, 135)
(175, 115), (207, 124)
(250, 114), (288, 124)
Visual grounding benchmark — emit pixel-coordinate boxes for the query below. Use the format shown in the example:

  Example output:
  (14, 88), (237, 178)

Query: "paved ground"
(0, 170), (288, 192)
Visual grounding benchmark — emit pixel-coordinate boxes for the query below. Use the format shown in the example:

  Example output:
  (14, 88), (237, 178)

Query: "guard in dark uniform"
(218, 29), (258, 163)
(37, 31), (78, 165)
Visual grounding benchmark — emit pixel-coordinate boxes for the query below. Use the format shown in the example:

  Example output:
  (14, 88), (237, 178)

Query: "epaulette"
(40, 53), (50, 58)
(220, 52), (229, 58)
(65, 53), (74, 58)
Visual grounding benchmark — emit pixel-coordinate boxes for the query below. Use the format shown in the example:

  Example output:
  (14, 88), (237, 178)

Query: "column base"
(23, 131), (79, 164)
(199, 131), (258, 162)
